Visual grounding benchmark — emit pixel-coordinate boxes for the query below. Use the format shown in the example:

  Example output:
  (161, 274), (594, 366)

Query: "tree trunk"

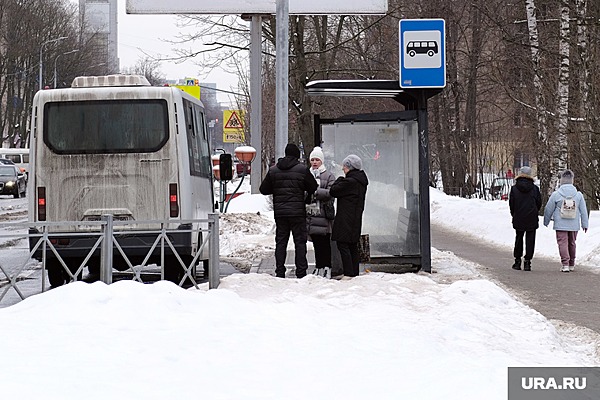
(525, 0), (551, 200)
(555, 0), (570, 173)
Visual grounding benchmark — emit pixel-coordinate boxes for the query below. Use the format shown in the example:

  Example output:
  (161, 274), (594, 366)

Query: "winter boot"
(523, 260), (531, 271)
(511, 258), (522, 270)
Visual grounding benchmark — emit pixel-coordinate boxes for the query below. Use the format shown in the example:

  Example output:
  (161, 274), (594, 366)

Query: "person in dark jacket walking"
(330, 154), (369, 278)
(259, 143), (318, 278)
(508, 166), (542, 271)
(305, 146), (336, 278)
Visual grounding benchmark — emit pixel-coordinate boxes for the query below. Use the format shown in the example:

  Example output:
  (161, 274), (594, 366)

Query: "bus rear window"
(44, 99), (169, 154)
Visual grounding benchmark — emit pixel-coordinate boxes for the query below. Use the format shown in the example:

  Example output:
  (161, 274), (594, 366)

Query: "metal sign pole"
(417, 91), (432, 273)
(250, 15), (263, 193)
(275, 0), (289, 159)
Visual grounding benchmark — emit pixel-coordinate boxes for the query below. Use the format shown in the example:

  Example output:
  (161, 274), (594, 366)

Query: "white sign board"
(126, 0), (388, 15)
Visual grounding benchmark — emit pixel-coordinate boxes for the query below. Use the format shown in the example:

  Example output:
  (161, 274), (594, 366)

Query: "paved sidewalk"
(432, 224), (600, 334)
(252, 249), (318, 277)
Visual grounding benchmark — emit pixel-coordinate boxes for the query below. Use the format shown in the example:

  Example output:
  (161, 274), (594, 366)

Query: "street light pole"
(54, 49), (79, 88)
(39, 36), (68, 91)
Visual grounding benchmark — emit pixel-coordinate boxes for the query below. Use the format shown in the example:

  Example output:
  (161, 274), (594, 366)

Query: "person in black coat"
(330, 154), (369, 278)
(259, 143), (318, 278)
(508, 166), (542, 271)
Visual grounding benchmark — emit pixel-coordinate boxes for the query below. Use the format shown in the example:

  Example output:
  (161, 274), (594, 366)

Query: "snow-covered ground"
(0, 187), (598, 399)
(429, 188), (600, 268)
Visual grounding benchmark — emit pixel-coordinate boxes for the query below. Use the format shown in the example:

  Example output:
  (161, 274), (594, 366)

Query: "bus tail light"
(169, 183), (179, 217)
(38, 186), (46, 221)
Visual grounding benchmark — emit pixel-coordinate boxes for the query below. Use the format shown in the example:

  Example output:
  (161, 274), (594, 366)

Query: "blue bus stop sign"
(399, 19), (446, 89)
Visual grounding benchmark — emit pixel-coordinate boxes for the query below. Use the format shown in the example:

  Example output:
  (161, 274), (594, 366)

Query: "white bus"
(28, 75), (215, 287)
(0, 147), (29, 174)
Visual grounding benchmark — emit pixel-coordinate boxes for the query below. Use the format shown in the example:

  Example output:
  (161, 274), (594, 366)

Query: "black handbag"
(324, 200), (335, 220)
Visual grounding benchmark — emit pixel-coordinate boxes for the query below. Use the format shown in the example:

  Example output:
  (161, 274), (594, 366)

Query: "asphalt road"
(431, 223), (600, 334)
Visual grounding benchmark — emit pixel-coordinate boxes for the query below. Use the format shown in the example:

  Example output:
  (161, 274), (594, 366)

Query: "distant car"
(0, 165), (26, 198)
(490, 177), (514, 200)
(0, 158), (15, 166)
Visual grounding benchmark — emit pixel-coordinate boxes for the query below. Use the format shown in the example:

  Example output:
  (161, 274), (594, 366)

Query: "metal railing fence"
(0, 214), (220, 306)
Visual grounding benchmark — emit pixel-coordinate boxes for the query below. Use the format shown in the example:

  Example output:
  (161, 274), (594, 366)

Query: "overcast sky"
(73, 0), (241, 102)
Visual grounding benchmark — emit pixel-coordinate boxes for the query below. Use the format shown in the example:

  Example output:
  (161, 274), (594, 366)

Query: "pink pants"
(556, 231), (578, 267)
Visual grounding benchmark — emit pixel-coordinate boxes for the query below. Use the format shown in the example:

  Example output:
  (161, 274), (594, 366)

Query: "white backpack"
(560, 195), (577, 219)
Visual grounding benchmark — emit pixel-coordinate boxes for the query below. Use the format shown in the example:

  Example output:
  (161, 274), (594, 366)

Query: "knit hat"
(342, 154), (362, 171)
(518, 166), (533, 178)
(285, 143), (300, 159)
(560, 169), (574, 185)
(309, 146), (324, 163)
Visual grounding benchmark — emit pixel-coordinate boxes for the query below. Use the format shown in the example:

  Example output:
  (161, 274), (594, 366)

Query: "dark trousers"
(513, 230), (536, 261)
(337, 241), (359, 277)
(312, 233), (332, 269)
(275, 217), (308, 278)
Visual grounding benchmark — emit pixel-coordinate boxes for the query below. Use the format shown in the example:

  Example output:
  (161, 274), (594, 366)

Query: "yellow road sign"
(223, 110), (245, 143)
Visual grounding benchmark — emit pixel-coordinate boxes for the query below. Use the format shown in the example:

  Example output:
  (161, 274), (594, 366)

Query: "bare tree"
(121, 56), (166, 86)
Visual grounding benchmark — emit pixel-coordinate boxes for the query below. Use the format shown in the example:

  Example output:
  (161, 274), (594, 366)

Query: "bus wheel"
(46, 259), (66, 288)
(163, 256), (183, 284)
(66, 258), (85, 282)
(202, 259), (209, 278)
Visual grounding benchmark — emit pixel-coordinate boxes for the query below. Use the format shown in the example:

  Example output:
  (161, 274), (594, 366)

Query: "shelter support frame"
(307, 80), (442, 273)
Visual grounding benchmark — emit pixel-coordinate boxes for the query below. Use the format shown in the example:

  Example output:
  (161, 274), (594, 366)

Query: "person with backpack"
(543, 169), (589, 272)
(509, 166), (542, 271)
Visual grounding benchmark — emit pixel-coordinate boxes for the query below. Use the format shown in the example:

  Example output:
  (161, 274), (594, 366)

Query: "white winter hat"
(309, 146), (325, 163)
(342, 154), (362, 171)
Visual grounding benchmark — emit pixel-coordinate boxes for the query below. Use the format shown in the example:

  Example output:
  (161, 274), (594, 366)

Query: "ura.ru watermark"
(521, 376), (586, 390)
(509, 367), (600, 400)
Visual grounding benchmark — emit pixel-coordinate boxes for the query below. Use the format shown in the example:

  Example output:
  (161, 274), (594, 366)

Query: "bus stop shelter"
(306, 80), (442, 273)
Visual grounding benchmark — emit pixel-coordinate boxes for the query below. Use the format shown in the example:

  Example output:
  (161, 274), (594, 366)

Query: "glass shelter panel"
(322, 120), (420, 257)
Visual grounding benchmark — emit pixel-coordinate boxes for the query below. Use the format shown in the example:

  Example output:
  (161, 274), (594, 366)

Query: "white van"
(28, 75), (215, 286)
(0, 148), (29, 174)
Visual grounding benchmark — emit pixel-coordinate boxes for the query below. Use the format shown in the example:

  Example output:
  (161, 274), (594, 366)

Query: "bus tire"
(46, 259), (66, 288)
(203, 259), (209, 278)
(164, 255), (183, 284)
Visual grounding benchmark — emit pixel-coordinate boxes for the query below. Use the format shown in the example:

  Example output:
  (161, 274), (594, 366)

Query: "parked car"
(0, 165), (26, 198)
(489, 177), (514, 200)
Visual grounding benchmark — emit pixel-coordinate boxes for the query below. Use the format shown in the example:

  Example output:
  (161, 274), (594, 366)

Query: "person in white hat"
(305, 146), (336, 278)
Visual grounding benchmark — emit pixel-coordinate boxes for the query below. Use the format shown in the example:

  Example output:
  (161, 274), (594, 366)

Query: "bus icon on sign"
(406, 41), (438, 57)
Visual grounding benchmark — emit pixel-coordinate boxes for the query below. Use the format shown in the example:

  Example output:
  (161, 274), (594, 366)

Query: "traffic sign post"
(399, 19), (446, 89)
